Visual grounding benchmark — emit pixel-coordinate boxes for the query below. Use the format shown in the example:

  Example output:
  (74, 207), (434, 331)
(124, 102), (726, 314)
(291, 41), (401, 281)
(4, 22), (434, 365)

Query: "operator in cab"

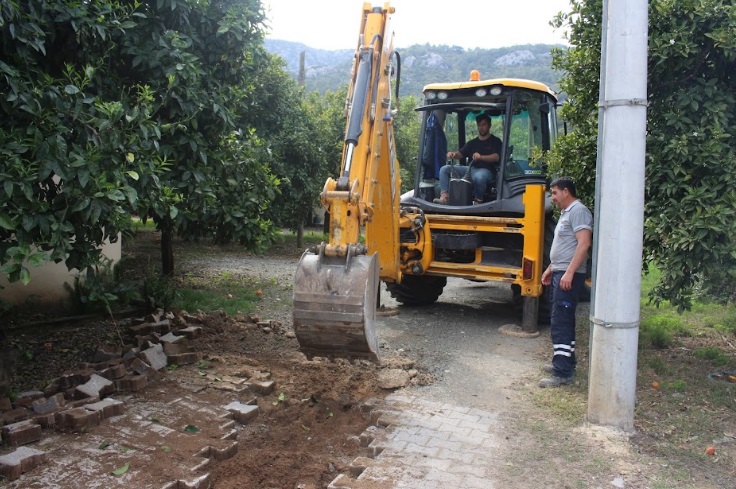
(433, 113), (502, 205)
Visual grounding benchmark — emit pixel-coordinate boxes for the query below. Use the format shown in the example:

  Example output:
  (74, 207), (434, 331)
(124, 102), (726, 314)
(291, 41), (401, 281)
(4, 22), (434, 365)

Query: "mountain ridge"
(264, 39), (565, 96)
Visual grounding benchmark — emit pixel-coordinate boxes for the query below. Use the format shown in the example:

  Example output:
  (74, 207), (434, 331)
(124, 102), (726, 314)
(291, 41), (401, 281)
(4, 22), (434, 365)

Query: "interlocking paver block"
(140, 343), (168, 371)
(93, 345), (122, 363)
(0, 407), (31, 427)
(249, 380), (275, 395)
(84, 397), (125, 419)
(76, 373), (115, 399)
(168, 352), (200, 365)
(56, 406), (102, 431)
(99, 363), (127, 380)
(31, 393), (66, 414)
(58, 368), (94, 389)
(178, 325), (203, 339)
(130, 357), (159, 378)
(0, 446), (46, 481)
(1, 419), (42, 446)
(115, 374), (148, 392)
(223, 401), (259, 424)
(0, 397), (12, 411)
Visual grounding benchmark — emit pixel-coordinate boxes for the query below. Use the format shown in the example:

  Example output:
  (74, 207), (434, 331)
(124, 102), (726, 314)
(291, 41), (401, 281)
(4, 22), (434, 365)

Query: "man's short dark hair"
(475, 113), (491, 125)
(550, 176), (577, 197)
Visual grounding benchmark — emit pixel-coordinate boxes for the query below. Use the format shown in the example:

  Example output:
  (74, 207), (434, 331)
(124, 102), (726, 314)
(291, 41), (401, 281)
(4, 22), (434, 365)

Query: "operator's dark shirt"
(458, 135), (502, 172)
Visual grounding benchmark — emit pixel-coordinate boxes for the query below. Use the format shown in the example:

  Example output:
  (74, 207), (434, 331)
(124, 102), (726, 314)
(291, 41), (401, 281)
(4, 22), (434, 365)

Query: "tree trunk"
(296, 222), (304, 249)
(161, 226), (175, 276)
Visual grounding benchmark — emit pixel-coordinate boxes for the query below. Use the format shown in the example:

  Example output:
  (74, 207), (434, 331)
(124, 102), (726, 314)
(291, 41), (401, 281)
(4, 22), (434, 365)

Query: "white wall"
(0, 239), (122, 310)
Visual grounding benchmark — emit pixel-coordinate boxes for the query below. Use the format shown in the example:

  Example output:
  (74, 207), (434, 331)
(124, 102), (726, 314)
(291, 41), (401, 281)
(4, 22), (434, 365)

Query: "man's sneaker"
(543, 365), (576, 375)
(539, 376), (573, 388)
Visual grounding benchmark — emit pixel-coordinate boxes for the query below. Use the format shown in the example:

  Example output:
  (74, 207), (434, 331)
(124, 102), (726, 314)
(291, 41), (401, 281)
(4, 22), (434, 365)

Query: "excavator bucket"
(293, 251), (380, 362)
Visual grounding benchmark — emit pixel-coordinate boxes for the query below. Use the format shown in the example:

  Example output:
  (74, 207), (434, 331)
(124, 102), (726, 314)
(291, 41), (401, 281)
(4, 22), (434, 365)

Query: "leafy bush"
(141, 270), (180, 312)
(640, 314), (689, 349)
(65, 258), (139, 315)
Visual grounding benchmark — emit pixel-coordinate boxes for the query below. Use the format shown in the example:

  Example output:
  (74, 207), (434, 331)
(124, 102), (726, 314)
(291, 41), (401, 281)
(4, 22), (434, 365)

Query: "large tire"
(386, 275), (447, 306)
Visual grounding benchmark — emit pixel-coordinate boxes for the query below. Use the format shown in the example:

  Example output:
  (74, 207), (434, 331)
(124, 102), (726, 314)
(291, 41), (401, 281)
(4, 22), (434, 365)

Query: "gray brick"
(223, 401), (259, 424)
(0, 446), (46, 481)
(31, 393), (66, 414)
(1, 419), (42, 446)
(84, 397), (125, 419)
(140, 342), (168, 371)
(76, 373), (115, 399)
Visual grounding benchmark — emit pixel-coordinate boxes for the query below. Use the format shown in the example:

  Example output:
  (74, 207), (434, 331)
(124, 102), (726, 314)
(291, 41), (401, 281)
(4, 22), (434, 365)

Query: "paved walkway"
(329, 392), (503, 489)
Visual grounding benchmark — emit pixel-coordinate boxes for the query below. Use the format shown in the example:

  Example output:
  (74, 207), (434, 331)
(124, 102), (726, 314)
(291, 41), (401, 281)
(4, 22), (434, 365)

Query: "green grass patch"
(693, 347), (730, 367)
(175, 277), (258, 316)
(639, 313), (690, 349)
(645, 357), (669, 375)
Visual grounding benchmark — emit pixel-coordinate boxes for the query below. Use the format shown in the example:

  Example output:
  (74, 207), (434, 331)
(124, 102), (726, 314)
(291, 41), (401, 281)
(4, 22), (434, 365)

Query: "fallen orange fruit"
(256, 289), (263, 296)
(705, 446), (716, 456)
(651, 381), (660, 389)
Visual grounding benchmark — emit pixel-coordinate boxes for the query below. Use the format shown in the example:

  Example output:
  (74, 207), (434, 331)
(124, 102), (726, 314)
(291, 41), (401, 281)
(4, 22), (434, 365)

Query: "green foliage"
(664, 379), (687, 391)
(263, 59), (337, 231)
(394, 95), (422, 193)
(1, 0), (281, 284)
(550, 0), (736, 310)
(693, 347), (730, 367)
(65, 258), (139, 315)
(640, 313), (690, 349)
(174, 282), (257, 317)
(646, 357), (669, 376)
(141, 270), (180, 312)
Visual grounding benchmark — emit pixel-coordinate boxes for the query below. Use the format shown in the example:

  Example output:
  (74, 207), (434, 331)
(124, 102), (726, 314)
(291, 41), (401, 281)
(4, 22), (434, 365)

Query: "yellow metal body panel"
(397, 184), (547, 297)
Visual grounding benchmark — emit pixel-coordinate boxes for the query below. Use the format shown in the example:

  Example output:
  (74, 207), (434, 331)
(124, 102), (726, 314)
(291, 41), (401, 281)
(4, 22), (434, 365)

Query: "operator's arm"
(471, 152), (499, 164)
(559, 228), (592, 291)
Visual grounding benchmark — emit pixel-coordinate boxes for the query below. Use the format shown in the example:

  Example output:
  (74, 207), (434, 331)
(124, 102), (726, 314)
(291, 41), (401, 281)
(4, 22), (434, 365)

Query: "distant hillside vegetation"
(265, 39), (566, 97)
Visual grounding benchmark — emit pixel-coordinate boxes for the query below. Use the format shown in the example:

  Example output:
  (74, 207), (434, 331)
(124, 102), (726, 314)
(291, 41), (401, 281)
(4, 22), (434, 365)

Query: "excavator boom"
(293, 3), (400, 362)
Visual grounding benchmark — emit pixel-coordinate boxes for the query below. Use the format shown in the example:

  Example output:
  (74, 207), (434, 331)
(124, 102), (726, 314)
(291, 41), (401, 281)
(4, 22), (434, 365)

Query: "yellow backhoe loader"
(293, 2), (558, 362)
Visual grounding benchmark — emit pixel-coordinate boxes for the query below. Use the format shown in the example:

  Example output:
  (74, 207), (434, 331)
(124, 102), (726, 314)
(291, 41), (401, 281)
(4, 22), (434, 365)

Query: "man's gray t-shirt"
(550, 200), (592, 273)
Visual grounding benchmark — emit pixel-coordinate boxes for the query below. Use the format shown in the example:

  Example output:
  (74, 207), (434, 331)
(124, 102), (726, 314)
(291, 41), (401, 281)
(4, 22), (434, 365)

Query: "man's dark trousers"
(550, 271), (587, 379)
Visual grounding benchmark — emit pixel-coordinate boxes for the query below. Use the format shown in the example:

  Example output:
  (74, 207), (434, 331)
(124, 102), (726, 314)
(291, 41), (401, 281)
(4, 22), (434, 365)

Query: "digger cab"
(408, 77), (559, 216)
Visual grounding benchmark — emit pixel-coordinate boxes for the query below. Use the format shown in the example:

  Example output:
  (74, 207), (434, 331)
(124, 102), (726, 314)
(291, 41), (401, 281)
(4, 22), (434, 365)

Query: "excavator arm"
(293, 3), (401, 362)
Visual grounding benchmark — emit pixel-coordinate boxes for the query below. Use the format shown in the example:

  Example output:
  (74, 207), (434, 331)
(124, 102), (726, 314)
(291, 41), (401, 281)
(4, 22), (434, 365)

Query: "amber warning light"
(469, 70), (480, 81)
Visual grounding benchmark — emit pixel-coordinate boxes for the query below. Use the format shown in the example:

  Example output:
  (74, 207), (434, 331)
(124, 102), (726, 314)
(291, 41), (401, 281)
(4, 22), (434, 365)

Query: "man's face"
(476, 119), (490, 137)
(550, 185), (569, 209)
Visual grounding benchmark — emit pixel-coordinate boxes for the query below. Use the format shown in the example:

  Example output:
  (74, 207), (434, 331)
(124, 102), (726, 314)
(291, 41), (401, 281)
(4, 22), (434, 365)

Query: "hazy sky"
(261, 0), (571, 50)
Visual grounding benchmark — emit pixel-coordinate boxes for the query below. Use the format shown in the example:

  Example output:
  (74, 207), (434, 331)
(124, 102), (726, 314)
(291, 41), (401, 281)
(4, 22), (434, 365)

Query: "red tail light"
(522, 258), (534, 280)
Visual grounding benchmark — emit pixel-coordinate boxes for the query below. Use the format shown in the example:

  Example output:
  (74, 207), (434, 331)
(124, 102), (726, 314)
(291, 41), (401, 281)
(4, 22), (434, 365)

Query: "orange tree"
(550, 0), (736, 309)
(0, 0), (281, 281)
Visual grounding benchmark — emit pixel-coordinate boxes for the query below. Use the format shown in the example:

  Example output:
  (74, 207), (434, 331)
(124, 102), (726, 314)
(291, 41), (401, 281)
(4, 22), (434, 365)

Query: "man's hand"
(559, 271), (573, 291)
(541, 267), (552, 286)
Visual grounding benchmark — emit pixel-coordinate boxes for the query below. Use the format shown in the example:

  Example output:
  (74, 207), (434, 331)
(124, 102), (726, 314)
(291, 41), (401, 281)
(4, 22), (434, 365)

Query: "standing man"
(539, 177), (593, 388)
(433, 113), (501, 205)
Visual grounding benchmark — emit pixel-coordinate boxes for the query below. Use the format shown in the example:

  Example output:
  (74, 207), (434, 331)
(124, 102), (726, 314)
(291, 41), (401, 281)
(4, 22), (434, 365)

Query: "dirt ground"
(0, 233), (418, 488)
(3, 229), (736, 488)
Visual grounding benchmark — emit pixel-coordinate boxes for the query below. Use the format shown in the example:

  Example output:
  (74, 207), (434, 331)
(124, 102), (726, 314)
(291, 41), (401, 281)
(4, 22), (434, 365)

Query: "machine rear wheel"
(386, 275), (447, 306)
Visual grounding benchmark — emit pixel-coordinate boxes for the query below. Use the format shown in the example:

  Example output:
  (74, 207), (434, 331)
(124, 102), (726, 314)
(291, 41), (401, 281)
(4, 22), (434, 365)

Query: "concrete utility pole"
(587, 0), (649, 431)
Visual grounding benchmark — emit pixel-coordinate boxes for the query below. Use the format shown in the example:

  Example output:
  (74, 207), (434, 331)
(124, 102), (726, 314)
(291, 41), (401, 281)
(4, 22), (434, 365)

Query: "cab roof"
(422, 77), (557, 101)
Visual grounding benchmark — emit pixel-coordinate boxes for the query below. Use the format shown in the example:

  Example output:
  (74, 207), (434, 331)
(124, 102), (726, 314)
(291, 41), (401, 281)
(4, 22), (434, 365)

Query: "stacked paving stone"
(0, 308), (208, 481)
